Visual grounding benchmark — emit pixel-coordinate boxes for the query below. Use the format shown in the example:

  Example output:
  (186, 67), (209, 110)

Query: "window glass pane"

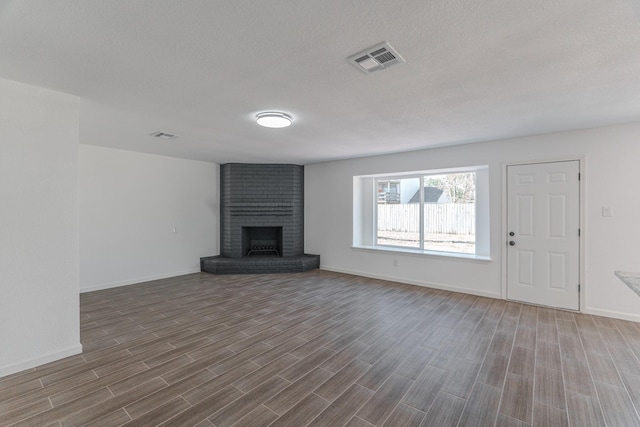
(423, 173), (476, 254)
(377, 177), (420, 248)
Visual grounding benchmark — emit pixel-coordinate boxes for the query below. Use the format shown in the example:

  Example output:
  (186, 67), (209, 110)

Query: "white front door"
(507, 161), (580, 310)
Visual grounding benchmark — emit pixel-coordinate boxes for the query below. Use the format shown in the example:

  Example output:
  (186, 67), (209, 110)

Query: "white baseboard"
(583, 307), (640, 323)
(320, 266), (502, 300)
(321, 266), (640, 322)
(0, 344), (83, 379)
(80, 269), (201, 293)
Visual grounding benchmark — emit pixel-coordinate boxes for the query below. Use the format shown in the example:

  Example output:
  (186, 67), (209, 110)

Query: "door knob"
(509, 232), (515, 236)
(509, 241), (516, 246)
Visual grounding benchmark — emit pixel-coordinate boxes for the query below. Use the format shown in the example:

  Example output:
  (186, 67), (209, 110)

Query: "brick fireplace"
(200, 163), (319, 274)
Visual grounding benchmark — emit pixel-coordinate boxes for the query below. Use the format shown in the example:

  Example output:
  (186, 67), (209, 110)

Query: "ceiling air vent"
(149, 131), (178, 140)
(348, 42), (405, 74)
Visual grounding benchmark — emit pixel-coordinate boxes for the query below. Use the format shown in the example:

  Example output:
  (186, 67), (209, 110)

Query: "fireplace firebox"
(242, 227), (282, 257)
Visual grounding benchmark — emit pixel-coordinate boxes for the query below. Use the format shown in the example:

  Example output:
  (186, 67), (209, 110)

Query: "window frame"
(374, 174), (424, 250)
(354, 165), (490, 261)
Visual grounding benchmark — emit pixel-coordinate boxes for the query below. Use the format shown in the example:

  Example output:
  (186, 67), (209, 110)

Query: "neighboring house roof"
(409, 187), (444, 203)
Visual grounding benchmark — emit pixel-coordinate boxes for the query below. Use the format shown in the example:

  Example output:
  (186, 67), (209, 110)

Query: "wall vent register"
(149, 131), (178, 139)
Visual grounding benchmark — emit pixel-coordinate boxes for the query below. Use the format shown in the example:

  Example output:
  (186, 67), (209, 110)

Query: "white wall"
(79, 145), (218, 292)
(0, 78), (81, 377)
(306, 121), (640, 322)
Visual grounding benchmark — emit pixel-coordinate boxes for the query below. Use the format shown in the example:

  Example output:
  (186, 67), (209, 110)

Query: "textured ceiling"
(1, 0), (640, 164)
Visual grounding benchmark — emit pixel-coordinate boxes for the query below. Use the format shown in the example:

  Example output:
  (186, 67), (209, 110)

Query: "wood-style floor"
(2, 270), (640, 427)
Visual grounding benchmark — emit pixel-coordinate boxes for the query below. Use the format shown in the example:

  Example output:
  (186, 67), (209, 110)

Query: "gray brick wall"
(220, 163), (304, 258)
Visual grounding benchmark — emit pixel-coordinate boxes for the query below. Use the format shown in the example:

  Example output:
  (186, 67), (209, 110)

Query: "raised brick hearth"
(200, 254), (320, 274)
(201, 163), (319, 274)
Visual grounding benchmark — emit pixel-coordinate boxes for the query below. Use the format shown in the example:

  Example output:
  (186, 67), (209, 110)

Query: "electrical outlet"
(602, 206), (613, 217)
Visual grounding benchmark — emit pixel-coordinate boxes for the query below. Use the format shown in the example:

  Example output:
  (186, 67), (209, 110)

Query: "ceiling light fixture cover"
(256, 112), (292, 128)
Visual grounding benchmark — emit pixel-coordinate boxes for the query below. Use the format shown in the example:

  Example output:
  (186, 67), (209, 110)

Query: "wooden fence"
(377, 203), (475, 234)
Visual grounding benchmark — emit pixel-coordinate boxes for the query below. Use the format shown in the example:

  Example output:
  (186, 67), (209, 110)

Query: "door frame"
(500, 156), (586, 311)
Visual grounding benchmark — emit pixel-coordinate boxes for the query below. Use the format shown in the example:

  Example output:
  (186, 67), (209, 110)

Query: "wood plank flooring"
(2, 270), (640, 426)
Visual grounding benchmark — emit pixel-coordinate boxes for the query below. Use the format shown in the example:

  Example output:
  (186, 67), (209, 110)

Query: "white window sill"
(352, 245), (491, 262)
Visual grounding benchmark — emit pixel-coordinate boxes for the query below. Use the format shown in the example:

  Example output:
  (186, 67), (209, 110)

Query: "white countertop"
(615, 271), (640, 297)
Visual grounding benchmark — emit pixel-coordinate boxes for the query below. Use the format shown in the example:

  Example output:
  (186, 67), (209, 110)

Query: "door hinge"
(578, 284), (581, 292)
(578, 173), (581, 181)
(578, 228), (581, 236)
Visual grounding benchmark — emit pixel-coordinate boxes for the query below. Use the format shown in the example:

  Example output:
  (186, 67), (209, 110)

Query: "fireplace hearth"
(201, 163), (319, 274)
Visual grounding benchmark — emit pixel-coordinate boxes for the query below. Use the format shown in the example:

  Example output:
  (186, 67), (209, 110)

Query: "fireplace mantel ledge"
(615, 271), (640, 297)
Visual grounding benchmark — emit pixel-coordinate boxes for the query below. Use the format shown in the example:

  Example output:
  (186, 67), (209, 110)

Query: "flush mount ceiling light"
(256, 112), (292, 128)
